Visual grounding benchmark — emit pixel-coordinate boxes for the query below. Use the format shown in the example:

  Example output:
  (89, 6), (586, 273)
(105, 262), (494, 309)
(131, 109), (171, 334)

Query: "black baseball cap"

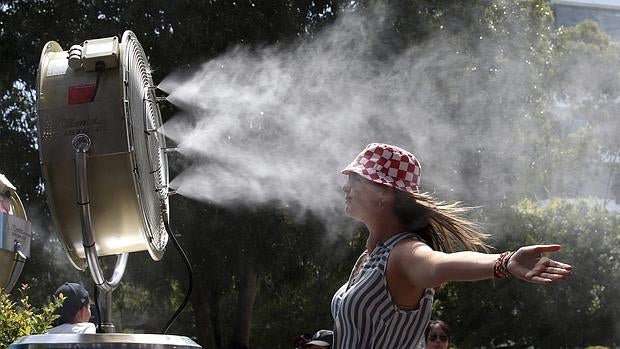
(54, 282), (90, 324)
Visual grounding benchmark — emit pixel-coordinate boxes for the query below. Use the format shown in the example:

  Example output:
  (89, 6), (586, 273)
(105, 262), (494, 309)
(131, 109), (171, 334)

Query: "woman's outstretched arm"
(391, 241), (573, 289)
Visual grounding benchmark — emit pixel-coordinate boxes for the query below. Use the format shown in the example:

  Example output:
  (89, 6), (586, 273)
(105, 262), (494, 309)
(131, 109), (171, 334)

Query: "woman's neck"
(365, 219), (406, 253)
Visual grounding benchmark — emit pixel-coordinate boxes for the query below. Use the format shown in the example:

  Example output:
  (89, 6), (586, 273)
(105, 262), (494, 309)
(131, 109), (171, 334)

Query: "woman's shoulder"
(390, 238), (432, 264)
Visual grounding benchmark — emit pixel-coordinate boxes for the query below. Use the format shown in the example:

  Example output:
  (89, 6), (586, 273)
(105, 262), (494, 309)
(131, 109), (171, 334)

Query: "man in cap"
(303, 330), (333, 349)
(47, 282), (96, 334)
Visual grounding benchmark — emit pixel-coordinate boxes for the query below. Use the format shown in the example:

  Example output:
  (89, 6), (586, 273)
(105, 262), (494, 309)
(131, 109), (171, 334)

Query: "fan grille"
(122, 31), (169, 255)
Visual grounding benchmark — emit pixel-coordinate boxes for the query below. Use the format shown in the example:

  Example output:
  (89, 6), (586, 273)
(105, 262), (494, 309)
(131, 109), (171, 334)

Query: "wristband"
(494, 251), (513, 278)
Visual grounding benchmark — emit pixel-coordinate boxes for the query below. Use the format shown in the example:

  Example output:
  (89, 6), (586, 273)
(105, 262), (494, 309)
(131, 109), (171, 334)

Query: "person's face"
(425, 325), (449, 349)
(342, 174), (390, 222)
(75, 302), (91, 323)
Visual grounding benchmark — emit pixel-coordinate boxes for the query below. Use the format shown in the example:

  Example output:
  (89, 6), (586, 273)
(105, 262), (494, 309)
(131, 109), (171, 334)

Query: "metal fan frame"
(0, 175), (31, 294)
(120, 30), (170, 258)
(36, 31), (170, 270)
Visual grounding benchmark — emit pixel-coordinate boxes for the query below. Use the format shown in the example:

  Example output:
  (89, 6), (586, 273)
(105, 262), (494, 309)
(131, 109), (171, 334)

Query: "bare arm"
(392, 241), (573, 289)
(507, 244), (573, 283)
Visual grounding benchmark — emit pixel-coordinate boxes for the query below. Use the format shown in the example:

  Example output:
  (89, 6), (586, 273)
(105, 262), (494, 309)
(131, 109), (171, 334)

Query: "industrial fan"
(0, 173), (31, 294)
(37, 31), (169, 270)
(26, 31), (196, 344)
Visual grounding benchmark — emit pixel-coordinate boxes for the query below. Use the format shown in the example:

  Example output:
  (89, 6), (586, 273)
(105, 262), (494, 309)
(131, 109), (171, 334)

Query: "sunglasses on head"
(428, 334), (448, 342)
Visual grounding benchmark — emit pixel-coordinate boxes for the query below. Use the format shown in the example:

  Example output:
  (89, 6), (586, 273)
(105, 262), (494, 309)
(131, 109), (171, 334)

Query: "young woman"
(425, 320), (451, 349)
(330, 143), (572, 348)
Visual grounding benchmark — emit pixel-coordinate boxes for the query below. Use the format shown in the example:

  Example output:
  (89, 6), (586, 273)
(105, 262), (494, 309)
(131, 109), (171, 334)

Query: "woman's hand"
(507, 245), (573, 284)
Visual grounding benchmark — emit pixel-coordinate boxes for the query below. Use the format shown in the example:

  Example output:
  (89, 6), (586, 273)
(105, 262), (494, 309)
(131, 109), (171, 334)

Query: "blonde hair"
(392, 190), (491, 253)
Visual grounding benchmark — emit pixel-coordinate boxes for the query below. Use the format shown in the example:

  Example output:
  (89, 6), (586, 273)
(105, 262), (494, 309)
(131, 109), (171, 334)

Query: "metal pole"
(72, 134), (128, 333)
(100, 290), (115, 333)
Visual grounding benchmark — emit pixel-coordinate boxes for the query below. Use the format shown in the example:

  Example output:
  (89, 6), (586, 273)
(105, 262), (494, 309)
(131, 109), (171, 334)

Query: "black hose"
(90, 61), (106, 102)
(160, 218), (194, 334)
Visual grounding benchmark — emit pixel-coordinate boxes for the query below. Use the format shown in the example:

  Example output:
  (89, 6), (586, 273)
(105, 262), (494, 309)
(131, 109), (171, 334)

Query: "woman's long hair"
(392, 190), (491, 253)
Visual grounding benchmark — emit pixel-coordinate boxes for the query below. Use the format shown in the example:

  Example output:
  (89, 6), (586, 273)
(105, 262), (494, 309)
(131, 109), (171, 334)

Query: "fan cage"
(122, 31), (169, 255)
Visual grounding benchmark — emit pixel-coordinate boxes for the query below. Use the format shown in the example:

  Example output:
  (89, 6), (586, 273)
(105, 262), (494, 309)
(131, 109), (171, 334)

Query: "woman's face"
(342, 174), (389, 222)
(425, 325), (449, 349)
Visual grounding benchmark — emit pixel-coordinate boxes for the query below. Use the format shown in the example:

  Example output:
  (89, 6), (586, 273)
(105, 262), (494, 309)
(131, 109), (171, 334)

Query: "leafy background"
(1, 0), (619, 348)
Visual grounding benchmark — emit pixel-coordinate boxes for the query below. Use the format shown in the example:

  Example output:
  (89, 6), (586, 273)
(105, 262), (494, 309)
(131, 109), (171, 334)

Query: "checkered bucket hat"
(342, 143), (421, 194)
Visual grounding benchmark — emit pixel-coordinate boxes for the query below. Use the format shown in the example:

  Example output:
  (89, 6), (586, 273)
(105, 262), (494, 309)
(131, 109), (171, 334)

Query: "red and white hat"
(341, 143), (421, 194)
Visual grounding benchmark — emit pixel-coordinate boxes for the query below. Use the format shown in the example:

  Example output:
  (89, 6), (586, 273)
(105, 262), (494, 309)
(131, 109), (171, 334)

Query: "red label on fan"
(68, 84), (95, 105)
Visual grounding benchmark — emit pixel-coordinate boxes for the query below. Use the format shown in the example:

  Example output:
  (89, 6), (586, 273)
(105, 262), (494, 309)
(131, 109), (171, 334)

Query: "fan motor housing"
(37, 32), (168, 270)
(0, 175), (31, 293)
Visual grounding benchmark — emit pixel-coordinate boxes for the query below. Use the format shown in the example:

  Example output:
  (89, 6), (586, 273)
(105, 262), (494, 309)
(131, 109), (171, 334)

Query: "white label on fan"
(47, 59), (66, 77)
(0, 213), (32, 257)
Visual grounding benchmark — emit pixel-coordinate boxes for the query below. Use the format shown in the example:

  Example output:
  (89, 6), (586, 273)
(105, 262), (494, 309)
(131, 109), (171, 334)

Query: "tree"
(548, 20), (620, 201)
(2, 2), (344, 347)
(435, 198), (620, 348)
(0, 284), (62, 349)
(3, 0), (620, 348)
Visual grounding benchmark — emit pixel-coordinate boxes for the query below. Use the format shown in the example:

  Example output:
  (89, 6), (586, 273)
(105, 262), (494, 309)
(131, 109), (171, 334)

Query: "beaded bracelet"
(503, 251), (516, 276)
(494, 251), (514, 278)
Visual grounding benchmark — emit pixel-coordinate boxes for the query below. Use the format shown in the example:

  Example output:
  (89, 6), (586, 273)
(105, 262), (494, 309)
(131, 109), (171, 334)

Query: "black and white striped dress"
(331, 232), (435, 349)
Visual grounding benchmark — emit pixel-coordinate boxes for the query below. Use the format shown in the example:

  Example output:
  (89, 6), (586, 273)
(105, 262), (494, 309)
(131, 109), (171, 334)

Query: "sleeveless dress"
(331, 232), (435, 349)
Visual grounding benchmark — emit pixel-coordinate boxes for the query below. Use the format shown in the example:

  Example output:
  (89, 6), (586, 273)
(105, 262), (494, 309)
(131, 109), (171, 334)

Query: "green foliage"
(555, 20), (614, 55)
(163, 195), (359, 347)
(436, 198), (620, 348)
(2, 0), (620, 348)
(546, 20), (620, 200)
(251, 229), (360, 345)
(0, 284), (62, 349)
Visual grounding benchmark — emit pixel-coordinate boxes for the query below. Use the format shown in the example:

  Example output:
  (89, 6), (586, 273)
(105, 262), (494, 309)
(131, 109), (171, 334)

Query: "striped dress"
(331, 232), (435, 349)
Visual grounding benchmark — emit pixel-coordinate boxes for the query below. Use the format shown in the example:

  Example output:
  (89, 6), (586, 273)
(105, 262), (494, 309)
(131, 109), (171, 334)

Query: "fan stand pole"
(73, 134), (128, 333)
